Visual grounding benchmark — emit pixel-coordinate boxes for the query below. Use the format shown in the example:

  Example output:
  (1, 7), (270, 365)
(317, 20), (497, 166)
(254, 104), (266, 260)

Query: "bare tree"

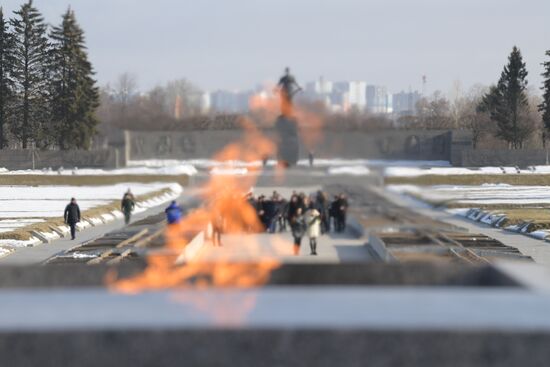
(454, 85), (493, 149)
(414, 91), (451, 129)
(113, 72), (138, 108)
(164, 78), (203, 118)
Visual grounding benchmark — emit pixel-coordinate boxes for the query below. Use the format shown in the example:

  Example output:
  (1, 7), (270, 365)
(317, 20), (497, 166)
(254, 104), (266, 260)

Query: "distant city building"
(305, 77), (333, 95)
(301, 77), (335, 109)
(392, 90), (422, 116)
(208, 90), (253, 113)
(366, 85), (392, 114)
(200, 92), (211, 114)
(203, 79), (421, 117)
(333, 81), (367, 112)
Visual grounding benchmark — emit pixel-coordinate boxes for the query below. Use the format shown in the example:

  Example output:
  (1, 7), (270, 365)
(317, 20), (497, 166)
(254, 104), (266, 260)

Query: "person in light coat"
(306, 208), (321, 255)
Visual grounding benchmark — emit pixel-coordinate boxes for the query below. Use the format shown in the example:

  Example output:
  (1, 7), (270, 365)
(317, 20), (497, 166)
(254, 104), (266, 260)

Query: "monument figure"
(277, 67), (302, 117)
(275, 67), (302, 167)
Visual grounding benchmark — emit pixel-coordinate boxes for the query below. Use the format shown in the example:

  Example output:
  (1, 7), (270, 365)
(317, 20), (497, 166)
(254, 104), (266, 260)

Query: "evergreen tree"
(49, 8), (99, 150)
(10, 0), (50, 149)
(0, 8), (16, 149)
(481, 46), (531, 149)
(541, 50), (550, 139)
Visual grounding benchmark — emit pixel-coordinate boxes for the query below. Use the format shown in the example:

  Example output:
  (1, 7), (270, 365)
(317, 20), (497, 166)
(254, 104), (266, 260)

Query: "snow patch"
(385, 165), (550, 178)
(210, 167), (249, 176)
(328, 166), (371, 176)
(0, 165), (198, 176)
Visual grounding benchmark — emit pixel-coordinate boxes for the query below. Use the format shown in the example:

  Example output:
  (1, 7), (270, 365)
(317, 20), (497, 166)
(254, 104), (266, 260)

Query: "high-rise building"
(303, 77), (334, 109)
(333, 81), (367, 112)
(392, 90), (422, 116)
(208, 90), (253, 113)
(305, 77), (333, 95)
(366, 85), (392, 114)
(200, 92), (211, 114)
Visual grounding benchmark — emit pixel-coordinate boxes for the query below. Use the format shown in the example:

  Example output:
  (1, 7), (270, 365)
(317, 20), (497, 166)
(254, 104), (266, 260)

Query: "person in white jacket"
(306, 208), (321, 255)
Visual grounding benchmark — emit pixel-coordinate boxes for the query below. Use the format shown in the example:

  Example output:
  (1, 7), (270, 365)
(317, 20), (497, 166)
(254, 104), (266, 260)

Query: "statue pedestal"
(275, 115), (299, 167)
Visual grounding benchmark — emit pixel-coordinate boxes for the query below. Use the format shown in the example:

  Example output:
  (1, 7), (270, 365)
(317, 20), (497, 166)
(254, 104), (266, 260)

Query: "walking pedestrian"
(121, 189), (136, 225)
(315, 190), (329, 234)
(212, 211), (224, 247)
(165, 201), (183, 225)
(336, 194), (349, 232)
(287, 195), (299, 225)
(262, 198), (277, 233)
(329, 195), (339, 232)
(308, 151), (315, 167)
(306, 207), (321, 255)
(291, 208), (306, 256)
(64, 198), (81, 240)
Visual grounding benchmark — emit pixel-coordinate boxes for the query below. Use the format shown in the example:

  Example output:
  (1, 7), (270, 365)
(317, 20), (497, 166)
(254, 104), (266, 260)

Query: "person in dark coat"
(64, 198), (81, 240)
(315, 191), (329, 234)
(329, 195), (339, 232)
(256, 195), (267, 232)
(308, 151), (315, 167)
(291, 208), (306, 256)
(287, 195), (300, 226)
(121, 189), (136, 225)
(262, 199), (277, 233)
(336, 194), (349, 232)
(278, 198), (289, 232)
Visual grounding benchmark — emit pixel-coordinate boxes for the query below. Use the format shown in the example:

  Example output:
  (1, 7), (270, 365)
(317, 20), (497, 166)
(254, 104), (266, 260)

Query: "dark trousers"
(309, 238), (317, 254)
(336, 213), (347, 232)
(278, 216), (286, 232)
(124, 211), (132, 225)
(321, 214), (329, 234)
(69, 223), (77, 239)
(212, 228), (222, 247)
(293, 236), (302, 247)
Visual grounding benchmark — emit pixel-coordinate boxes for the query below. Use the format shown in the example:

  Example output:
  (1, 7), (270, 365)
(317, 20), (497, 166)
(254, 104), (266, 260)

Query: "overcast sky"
(2, 0), (549, 95)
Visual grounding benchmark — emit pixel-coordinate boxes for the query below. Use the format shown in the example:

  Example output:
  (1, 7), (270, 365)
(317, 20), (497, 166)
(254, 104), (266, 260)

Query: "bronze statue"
(275, 67), (302, 166)
(277, 67), (302, 117)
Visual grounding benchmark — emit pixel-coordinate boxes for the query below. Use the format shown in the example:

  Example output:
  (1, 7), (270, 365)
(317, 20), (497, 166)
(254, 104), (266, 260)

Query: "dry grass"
(386, 174), (550, 186)
(0, 174), (189, 186)
(0, 187), (175, 241)
(487, 208), (550, 231)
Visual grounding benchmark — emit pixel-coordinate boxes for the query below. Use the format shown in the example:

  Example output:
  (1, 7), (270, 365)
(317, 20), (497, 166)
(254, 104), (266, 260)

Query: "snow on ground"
(210, 167), (249, 176)
(0, 183), (177, 219)
(0, 183), (182, 251)
(129, 159), (276, 169)
(0, 219), (45, 234)
(300, 159), (450, 168)
(130, 159), (449, 173)
(0, 247), (13, 258)
(0, 165), (197, 176)
(384, 165), (550, 177)
(328, 166), (371, 176)
(0, 238), (40, 249)
(388, 184), (550, 205)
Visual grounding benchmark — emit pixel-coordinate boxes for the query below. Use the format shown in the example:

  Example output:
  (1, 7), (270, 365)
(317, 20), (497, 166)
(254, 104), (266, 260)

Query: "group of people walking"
(247, 191), (349, 256)
(63, 189), (136, 241)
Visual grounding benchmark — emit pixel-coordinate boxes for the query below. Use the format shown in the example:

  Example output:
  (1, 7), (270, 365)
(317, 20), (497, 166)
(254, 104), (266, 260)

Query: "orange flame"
(110, 85), (325, 295)
(110, 117), (281, 292)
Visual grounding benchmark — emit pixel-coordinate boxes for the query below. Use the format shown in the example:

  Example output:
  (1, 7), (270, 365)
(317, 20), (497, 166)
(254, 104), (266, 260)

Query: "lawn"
(386, 174), (550, 186)
(0, 174), (189, 186)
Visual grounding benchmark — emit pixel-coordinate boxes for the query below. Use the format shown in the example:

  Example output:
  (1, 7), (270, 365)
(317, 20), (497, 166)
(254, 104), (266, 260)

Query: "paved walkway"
(196, 230), (371, 263)
(376, 188), (550, 267)
(194, 185), (370, 263)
